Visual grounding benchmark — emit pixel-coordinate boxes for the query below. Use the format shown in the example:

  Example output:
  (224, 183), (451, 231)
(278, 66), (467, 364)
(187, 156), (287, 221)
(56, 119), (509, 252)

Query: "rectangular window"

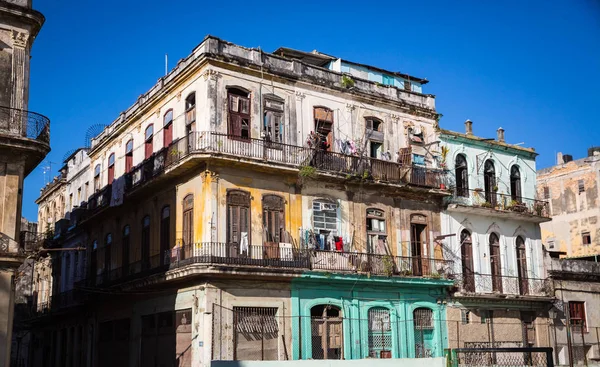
(313, 201), (338, 235)
(578, 179), (585, 193)
(382, 75), (394, 86)
(582, 232), (591, 245)
(233, 307), (279, 361)
(228, 90), (251, 139)
(264, 98), (284, 144)
(461, 310), (470, 325)
(569, 301), (586, 329)
(543, 186), (550, 199)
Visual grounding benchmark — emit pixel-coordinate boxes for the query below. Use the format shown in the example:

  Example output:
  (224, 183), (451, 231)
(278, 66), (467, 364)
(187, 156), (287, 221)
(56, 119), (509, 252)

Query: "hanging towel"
(327, 232), (335, 251)
(240, 232), (249, 255)
(110, 175), (126, 207)
(334, 237), (344, 251)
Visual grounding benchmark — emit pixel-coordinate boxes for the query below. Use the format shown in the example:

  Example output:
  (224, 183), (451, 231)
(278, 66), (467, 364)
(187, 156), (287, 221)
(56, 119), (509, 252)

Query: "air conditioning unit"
(321, 203), (337, 211)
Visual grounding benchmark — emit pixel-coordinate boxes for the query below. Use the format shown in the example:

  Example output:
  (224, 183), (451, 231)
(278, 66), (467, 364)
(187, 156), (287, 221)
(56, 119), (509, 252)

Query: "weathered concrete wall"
(537, 158), (600, 256)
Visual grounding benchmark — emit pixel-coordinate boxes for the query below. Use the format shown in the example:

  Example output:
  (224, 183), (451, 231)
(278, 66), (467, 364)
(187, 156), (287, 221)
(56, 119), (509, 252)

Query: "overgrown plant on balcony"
(430, 272), (442, 279)
(480, 201), (493, 208)
(341, 75), (355, 89)
(533, 202), (546, 216)
(382, 255), (396, 277)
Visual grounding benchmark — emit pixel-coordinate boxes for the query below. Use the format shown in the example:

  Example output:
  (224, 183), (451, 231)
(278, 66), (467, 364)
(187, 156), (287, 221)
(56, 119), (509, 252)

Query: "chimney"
(497, 127), (505, 143)
(557, 152), (564, 165)
(465, 119), (473, 135)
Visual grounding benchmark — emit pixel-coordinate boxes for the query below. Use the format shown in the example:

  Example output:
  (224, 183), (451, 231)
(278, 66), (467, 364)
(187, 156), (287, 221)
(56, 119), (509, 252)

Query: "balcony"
(87, 242), (454, 287)
(453, 273), (552, 298)
(166, 131), (447, 189)
(446, 188), (550, 222)
(0, 105), (51, 174)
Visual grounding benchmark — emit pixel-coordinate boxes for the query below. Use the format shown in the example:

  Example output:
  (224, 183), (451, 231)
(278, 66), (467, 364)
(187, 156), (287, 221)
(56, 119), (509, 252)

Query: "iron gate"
(449, 347), (554, 367)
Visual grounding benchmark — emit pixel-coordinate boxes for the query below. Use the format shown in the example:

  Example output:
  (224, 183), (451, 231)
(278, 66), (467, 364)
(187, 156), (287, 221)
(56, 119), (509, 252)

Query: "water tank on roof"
(563, 154), (573, 163)
(588, 147), (600, 157)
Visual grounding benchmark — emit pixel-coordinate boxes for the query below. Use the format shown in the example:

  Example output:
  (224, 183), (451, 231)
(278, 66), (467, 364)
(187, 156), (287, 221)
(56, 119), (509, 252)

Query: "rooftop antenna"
(165, 54), (168, 76)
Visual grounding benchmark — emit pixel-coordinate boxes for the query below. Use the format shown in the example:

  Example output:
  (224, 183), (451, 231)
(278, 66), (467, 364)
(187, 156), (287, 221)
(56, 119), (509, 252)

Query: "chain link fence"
(211, 305), (600, 365)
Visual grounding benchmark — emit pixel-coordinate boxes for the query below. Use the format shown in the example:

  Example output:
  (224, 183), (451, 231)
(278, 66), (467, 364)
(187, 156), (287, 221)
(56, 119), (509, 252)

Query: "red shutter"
(145, 139), (153, 159)
(108, 166), (114, 185)
(164, 124), (173, 147)
(125, 155), (133, 173)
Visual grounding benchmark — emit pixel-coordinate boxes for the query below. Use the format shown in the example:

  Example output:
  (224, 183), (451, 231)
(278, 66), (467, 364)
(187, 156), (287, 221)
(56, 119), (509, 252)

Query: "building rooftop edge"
(438, 128), (537, 156)
(88, 35), (438, 157)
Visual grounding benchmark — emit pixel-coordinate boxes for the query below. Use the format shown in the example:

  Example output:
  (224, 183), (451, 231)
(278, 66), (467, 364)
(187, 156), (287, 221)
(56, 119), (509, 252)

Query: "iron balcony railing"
(0, 105), (50, 144)
(166, 131), (447, 189)
(453, 273), (551, 297)
(87, 242), (454, 287)
(448, 188), (550, 217)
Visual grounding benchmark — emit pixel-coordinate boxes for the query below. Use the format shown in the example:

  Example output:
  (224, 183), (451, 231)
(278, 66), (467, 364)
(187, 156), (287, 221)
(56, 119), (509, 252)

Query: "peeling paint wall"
(537, 158), (600, 256)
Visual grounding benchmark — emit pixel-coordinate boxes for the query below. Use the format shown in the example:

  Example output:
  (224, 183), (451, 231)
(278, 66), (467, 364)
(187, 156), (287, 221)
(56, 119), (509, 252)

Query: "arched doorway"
(310, 305), (343, 360)
(489, 233), (502, 292)
(460, 230), (475, 292)
(414, 308), (434, 358)
(484, 160), (496, 206)
(455, 154), (469, 197)
(516, 236), (528, 295)
(510, 165), (522, 202)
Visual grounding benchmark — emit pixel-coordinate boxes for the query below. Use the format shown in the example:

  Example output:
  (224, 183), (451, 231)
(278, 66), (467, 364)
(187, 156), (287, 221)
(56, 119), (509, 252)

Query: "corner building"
(30, 36), (455, 366)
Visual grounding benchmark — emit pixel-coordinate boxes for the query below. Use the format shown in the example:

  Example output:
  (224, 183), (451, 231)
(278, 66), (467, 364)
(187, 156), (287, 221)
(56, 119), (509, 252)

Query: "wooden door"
(489, 234), (502, 292)
(460, 230), (475, 292)
(516, 237), (528, 295)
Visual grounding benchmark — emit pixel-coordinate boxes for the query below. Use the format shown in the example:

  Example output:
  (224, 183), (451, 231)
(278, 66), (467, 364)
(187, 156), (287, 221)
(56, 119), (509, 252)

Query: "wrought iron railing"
(165, 131), (447, 189)
(0, 105), (50, 144)
(310, 250), (453, 278)
(453, 273), (551, 296)
(448, 188), (550, 217)
(84, 242), (454, 287)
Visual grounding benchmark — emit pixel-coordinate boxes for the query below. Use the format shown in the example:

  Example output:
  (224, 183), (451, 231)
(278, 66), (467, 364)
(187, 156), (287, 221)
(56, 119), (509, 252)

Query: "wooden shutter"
(163, 123), (173, 147)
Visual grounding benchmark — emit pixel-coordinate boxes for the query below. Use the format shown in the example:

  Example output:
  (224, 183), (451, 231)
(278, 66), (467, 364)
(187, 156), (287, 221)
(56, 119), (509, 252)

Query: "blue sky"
(23, 0), (600, 220)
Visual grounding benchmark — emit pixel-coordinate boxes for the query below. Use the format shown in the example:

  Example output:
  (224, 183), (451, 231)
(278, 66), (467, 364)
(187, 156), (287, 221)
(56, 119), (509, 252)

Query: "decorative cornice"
(295, 91), (306, 100)
(345, 103), (357, 112)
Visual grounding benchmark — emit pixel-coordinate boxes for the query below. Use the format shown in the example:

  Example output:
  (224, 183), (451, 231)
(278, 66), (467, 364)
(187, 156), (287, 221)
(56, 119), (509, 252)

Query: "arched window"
(516, 236), (528, 295)
(227, 88), (251, 139)
(122, 225), (130, 274)
(510, 165), (521, 202)
(489, 233), (502, 292)
(455, 154), (469, 197)
(413, 308), (434, 358)
(141, 215), (151, 269)
(94, 164), (101, 191)
(125, 139), (133, 173)
(460, 229), (474, 292)
(484, 160), (496, 206)
(263, 195), (285, 243)
(144, 125), (154, 159)
(107, 153), (115, 185)
(314, 107), (334, 151)
(160, 206), (170, 265)
(310, 305), (343, 360)
(185, 92), (196, 127)
(368, 307), (392, 358)
(227, 190), (250, 254)
(163, 110), (173, 147)
(366, 209), (387, 254)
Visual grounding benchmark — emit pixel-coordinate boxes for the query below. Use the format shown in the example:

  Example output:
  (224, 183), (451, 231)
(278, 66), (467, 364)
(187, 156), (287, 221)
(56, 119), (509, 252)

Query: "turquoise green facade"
(291, 273), (453, 360)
